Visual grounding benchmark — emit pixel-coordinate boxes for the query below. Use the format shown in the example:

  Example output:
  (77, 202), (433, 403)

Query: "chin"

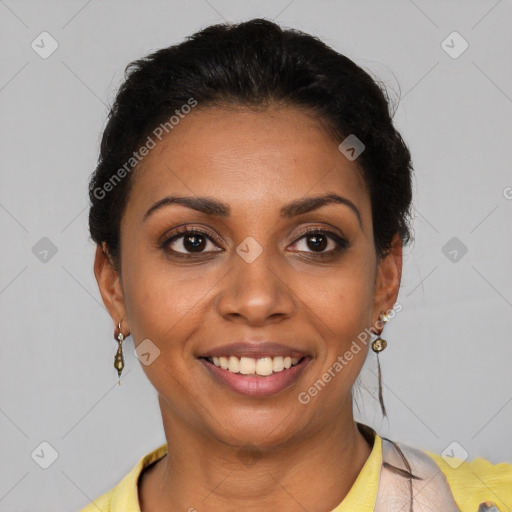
(209, 404), (307, 448)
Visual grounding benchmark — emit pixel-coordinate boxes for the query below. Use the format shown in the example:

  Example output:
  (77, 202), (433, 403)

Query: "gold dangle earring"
(372, 311), (389, 418)
(114, 322), (125, 386)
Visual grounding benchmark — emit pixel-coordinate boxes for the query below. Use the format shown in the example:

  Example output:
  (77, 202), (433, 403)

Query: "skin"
(94, 104), (402, 511)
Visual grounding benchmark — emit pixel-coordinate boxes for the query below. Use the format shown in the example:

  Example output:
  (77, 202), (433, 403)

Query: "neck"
(139, 399), (374, 512)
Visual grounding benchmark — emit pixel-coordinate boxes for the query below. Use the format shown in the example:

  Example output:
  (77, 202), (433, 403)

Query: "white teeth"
(256, 357), (273, 376)
(273, 356), (284, 372)
(228, 356), (240, 373)
(239, 357), (256, 374)
(207, 355), (303, 376)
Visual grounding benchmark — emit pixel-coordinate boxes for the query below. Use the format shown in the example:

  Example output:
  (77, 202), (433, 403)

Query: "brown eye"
(175, 233), (208, 253)
(290, 229), (349, 256)
(162, 227), (223, 256)
(299, 233), (330, 252)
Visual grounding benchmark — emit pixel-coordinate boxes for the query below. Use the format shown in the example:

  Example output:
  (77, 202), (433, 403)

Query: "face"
(95, 105), (402, 449)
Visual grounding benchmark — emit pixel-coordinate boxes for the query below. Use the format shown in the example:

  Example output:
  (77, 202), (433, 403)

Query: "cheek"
(310, 255), (375, 336)
(121, 248), (216, 349)
(120, 258), (208, 399)
(301, 251), (375, 387)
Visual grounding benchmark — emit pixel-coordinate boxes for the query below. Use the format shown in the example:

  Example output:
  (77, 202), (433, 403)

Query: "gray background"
(1, 1), (511, 511)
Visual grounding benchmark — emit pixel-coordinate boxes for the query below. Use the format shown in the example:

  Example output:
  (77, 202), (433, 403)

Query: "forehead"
(126, 106), (370, 221)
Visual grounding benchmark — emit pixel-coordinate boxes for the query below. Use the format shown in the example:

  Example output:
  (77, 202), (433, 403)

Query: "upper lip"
(199, 341), (309, 359)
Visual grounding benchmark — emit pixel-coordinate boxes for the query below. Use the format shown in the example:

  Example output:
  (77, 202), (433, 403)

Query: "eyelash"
(160, 225), (350, 259)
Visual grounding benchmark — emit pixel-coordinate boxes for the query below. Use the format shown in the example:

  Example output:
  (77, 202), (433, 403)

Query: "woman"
(81, 18), (511, 512)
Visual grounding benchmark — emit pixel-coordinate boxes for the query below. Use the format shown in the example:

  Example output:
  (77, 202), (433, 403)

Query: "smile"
(205, 355), (302, 376)
(199, 355), (312, 397)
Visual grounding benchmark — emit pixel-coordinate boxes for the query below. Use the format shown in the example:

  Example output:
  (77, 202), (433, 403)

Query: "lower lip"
(199, 357), (311, 397)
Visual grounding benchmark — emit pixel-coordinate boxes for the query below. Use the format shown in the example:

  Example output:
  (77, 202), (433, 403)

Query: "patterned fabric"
(375, 437), (463, 511)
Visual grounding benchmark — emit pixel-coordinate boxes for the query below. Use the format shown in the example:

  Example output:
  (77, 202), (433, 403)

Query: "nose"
(215, 244), (296, 326)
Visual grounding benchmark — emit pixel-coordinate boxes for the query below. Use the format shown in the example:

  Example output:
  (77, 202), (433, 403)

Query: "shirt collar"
(331, 425), (381, 511)
(110, 441), (168, 512)
(109, 424), (381, 512)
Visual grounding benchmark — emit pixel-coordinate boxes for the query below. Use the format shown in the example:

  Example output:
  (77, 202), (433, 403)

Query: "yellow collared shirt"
(80, 429), (512, 512)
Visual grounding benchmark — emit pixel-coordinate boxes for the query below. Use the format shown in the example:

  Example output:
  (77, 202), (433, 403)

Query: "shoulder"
(80, 487), (113, 512)
(79, 442), (168, 512)
(424, 449), (512, 512)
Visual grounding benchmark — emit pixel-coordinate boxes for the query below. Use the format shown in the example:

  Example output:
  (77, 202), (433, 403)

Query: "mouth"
(198, 354), (312, 397)
(199, 355), (306, 376)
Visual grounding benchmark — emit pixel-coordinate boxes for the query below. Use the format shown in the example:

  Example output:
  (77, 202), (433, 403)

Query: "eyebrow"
(143, 193), (362, 227)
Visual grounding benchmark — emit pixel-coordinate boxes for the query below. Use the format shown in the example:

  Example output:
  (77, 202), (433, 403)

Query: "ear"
(94, 243), (129, 333)
(372, 233), (403, 324)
